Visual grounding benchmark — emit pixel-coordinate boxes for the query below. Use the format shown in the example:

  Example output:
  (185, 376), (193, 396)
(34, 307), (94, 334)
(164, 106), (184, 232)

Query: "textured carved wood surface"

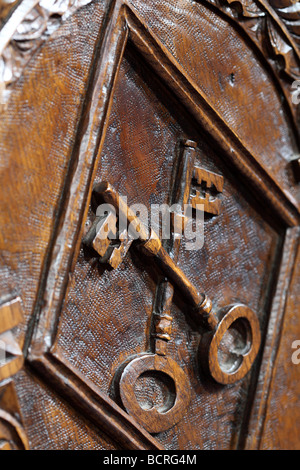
(0, 0), (299, 450)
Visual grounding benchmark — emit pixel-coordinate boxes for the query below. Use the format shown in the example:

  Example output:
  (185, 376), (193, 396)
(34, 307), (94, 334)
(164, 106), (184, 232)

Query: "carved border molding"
(200, 0), (300, 136)
(244, 226), (300, 449)
(0, 0), (299, 125)
(0, 0), (93, 110)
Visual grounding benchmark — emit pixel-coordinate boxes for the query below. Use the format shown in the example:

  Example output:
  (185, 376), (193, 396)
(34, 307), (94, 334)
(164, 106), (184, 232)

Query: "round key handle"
(118, 354), (191, 434)
(200, 304), (261, 385)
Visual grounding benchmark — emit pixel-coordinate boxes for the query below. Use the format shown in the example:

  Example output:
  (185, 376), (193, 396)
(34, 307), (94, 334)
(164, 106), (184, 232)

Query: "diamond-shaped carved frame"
(19, 0), (300, 450)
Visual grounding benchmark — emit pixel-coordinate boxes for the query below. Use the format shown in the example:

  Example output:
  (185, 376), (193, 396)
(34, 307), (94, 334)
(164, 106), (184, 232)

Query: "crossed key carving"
(83, 141), (261, 432)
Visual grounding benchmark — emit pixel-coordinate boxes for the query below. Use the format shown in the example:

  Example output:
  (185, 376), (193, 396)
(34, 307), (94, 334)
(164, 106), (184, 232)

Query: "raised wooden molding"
(243, 227), (300, 449)
(29, 352), (163, 450)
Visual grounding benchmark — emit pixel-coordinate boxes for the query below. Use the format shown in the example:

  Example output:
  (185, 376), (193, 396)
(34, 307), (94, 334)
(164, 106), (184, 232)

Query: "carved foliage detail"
(218, 0), (300, 79)
(269, 0), (300, 46)
(201, 0), (300, 131)
(0, 0), (93, 110)
(225, 0), (265, 17)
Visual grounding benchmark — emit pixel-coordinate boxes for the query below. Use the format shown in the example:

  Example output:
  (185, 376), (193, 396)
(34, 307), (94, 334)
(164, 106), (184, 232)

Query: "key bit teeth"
(140, 229), (162, 256)
(106, 230), (134, 270)
(84, 211), (117, 258)
(93, 235), (112, 259)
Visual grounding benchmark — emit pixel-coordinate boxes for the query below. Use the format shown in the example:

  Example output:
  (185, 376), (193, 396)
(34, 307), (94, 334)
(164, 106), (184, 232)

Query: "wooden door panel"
(50, 42), (283, 449)
(0, 0), (299, 450)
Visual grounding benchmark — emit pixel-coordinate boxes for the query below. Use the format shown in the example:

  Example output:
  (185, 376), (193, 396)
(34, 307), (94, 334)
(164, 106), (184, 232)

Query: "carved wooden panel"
(0, 0), (299, 450)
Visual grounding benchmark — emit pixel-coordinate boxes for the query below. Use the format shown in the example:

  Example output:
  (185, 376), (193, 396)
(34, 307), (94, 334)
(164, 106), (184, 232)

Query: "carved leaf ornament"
(0, 0), (93, 109)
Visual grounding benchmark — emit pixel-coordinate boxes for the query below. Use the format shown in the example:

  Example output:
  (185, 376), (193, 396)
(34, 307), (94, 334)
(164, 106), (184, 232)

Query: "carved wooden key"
(114, 141), (196, 433)
(85, 142), (261, 392)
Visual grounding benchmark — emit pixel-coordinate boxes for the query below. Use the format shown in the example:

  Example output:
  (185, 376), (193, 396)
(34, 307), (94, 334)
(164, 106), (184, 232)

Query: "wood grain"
(0, 0), (298, 450)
